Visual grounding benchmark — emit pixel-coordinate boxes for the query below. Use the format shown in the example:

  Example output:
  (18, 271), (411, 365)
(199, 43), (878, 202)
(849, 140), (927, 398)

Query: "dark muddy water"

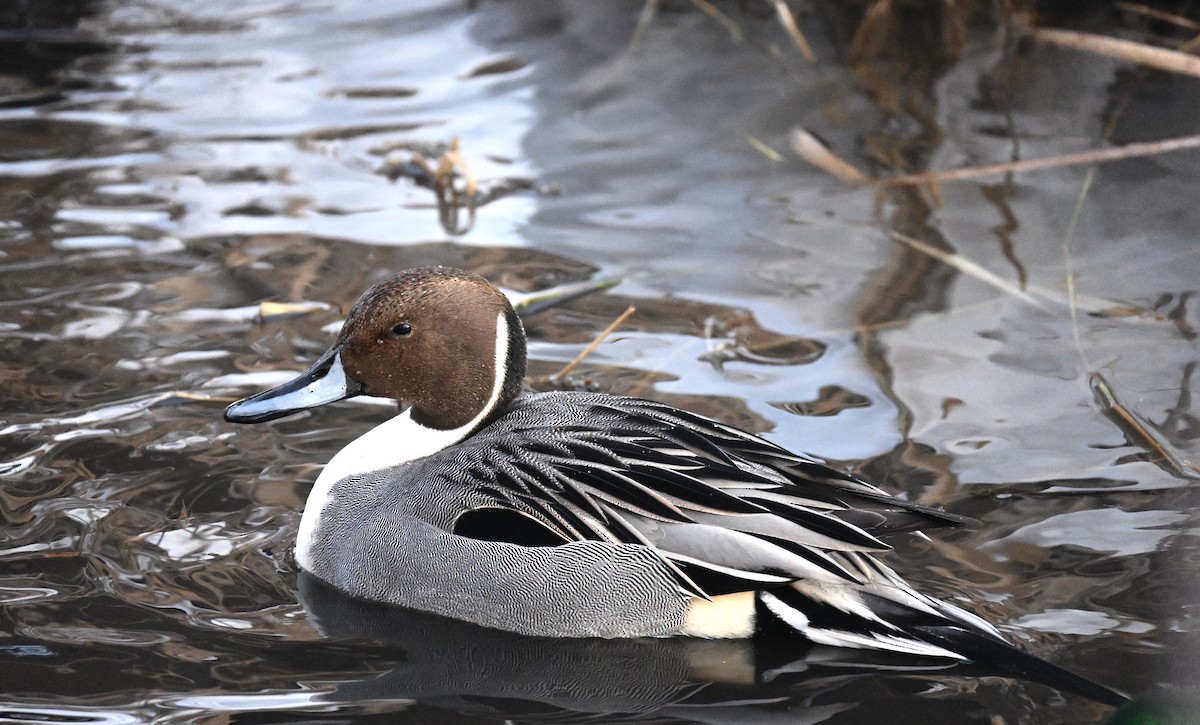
(1, 1), (1198, 723)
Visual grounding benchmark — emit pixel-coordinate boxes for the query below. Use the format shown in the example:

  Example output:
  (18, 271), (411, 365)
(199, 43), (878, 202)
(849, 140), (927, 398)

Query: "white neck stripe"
(294, 312), (510, 570)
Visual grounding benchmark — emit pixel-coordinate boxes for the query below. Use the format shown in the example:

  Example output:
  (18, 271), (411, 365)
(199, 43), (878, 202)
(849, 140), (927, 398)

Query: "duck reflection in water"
(299, 572), (1082, 723)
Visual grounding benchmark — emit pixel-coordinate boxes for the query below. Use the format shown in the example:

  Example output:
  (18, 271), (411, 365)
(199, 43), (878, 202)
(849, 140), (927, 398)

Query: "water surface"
(1, 1), (1198, 722)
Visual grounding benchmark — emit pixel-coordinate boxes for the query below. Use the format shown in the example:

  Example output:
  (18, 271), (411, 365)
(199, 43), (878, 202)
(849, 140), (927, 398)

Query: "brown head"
(225, 267), (526, 431)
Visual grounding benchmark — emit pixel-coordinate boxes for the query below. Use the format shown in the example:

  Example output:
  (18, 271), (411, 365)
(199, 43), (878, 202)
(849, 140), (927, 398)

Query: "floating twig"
(506, 278), (621, 317)
(551, 306), (636, 382)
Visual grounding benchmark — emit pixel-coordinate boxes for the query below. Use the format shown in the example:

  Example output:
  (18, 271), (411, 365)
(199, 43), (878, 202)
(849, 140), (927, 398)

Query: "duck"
(225, 265), (1125, 705)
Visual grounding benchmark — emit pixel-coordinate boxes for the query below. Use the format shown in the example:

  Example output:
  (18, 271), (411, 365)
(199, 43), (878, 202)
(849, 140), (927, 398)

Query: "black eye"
(391, 322), (413, 337)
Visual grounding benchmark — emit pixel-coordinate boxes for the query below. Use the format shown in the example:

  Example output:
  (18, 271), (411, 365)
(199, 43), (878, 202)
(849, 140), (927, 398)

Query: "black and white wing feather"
(445, 394), (968, 601)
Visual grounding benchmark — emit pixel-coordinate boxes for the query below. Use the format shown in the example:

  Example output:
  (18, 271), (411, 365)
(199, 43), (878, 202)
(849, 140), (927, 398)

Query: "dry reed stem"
(431, 137), (478, 234)
(789, 128), (870, 184)
(748, 136), (783, 161)
(885, 233), (1145, 317)
(771, 0), (816, 62)
(691, 0), (744, 42)
(1024, 284), (1151, 317)
(884, 133), (1200, 185)
(1030, 26), (1200, 77)
(631, 0), (661, 49)
(889, 231), (1046, 309)
(1115, 2), (1200, 30)
(171, 391), (238, 403)
(849, 0), (893, 61)
(257, 300), (330, 321)
(551, 305), (637, 382)
(434, 137), (477, 197)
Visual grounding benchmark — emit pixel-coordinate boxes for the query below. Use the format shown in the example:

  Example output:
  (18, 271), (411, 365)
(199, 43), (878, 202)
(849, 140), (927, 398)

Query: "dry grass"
(889, 231), (1045, 309)
(551, 305), (638, 382)
(789, 128), (870, 184)
(635, 0), (816, 61)
(770, 0), (816, 62)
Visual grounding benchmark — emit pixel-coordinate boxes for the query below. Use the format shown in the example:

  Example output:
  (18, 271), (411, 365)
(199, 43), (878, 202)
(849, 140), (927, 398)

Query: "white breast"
(293, 312), (510, 571)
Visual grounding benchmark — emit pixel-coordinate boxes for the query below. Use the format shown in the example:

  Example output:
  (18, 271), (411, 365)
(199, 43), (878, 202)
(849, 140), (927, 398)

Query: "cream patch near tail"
(682, 591), (756, 638)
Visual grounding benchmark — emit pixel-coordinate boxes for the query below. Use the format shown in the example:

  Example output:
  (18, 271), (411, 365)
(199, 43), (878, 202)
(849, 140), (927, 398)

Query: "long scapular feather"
(910, 625), (1129, 707)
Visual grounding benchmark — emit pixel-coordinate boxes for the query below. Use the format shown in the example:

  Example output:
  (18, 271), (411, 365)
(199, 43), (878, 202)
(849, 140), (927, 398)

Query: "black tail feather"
(911, 625), (1128, 707)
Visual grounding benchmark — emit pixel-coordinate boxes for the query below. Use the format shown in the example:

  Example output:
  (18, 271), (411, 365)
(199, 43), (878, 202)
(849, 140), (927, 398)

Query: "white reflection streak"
(143, 522), (275, 561)
(0, 706), (142, 724)
(0, 691), (342, 725)
(167, 690), (335, 715)
(0, 393), (172, 436)
(988, 508), (1189, 557)
(0, 394), (175, 479)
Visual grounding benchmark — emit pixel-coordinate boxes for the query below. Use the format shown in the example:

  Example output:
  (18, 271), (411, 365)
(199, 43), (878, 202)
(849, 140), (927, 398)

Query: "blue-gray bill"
(224, 348), (361, 424)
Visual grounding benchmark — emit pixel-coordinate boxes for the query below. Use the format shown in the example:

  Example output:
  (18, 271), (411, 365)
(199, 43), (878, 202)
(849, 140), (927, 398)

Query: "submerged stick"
(1089, 373), (1196, 477)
